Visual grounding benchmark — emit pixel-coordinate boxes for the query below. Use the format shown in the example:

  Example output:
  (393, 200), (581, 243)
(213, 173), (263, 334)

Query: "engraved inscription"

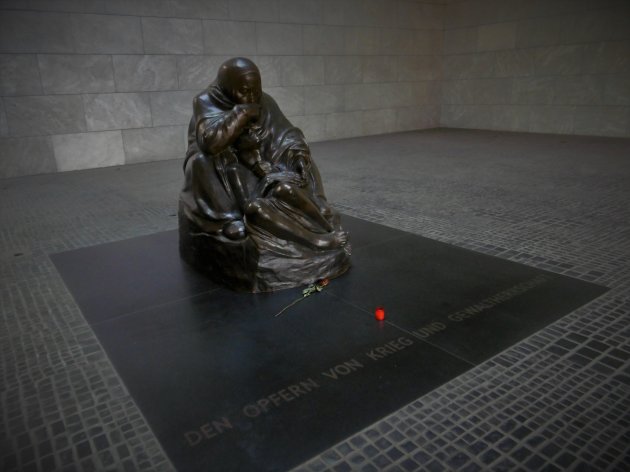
(185, 417), (234, 447)
(411, 322), (446, 339)
(448, 275), (549, 322)
(182, 275), (552, 448)
(242, 378), (320, 418)
(321, 358), (364, 379)
(365, 336), (414, 361)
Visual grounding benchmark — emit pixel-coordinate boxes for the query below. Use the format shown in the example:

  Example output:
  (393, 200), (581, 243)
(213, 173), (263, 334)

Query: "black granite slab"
(324, 233), (608, 365)
(50, 216), (608, 471)
(50, 230), (217, 324)
(90, 289), (469, 471)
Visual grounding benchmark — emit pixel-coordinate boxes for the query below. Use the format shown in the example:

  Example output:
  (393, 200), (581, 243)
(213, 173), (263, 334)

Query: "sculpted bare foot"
(312, 230), (348, 250)
(223, 220), (247, 240)
(334, 230), (348, 248)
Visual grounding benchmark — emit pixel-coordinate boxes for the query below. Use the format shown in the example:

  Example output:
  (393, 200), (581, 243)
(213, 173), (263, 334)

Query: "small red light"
(375, 306), (385, 321)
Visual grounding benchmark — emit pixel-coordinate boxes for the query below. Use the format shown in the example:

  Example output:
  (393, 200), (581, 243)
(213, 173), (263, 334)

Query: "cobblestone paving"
(1, 129), (629, 471)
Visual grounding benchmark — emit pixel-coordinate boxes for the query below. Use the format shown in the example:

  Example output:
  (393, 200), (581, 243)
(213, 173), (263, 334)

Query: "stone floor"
(1, 128), (629, 472)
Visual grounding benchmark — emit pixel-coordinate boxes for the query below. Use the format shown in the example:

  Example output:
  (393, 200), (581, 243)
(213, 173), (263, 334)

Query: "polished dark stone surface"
(51, 216), (608, 471)
(50, 230), (217, 324)
(326, 232), (607, 365)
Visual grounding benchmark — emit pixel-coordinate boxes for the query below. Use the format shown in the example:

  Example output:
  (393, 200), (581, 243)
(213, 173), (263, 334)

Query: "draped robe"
(178, 81), (350, 291)
(180, 81), (329, 238)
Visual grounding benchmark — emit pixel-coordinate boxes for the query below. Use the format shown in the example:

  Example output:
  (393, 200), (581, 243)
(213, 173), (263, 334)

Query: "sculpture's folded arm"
(196, 112), (242, 156)
(193, 95), (254, 156)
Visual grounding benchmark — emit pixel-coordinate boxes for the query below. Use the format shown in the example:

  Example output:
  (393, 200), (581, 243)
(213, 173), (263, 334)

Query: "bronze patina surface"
(179, 57), (350, 291)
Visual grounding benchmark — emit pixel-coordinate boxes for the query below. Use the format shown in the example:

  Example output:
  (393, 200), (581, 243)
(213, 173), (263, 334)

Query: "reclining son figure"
(179, 57), (351, 292)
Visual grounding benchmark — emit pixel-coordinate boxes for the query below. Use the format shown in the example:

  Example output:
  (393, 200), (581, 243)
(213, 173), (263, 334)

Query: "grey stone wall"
(441, 0), (630, 137)
(0, 0), (444, 178)
(3, 0), (628, 179)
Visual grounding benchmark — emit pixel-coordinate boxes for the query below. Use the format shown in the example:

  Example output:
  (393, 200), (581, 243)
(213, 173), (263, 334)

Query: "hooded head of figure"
(217, 57), (262, 105)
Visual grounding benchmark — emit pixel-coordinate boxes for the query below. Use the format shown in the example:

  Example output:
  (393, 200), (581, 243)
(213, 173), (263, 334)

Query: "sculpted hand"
(267, 170), (306, 188)
(234, 103), (260, 122)
(286, 172), (307, 188)
(253, 161), (272, 178)
(293, 152), (311, 180)
(279, 170), (307, 188)
(256, 171), (305, 196)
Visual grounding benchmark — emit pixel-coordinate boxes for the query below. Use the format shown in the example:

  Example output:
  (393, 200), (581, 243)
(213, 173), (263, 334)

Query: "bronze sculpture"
(179, 57), (350, 292)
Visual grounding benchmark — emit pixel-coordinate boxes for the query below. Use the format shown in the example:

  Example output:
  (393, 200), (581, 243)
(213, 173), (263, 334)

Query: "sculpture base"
(178, 210), (351, 292)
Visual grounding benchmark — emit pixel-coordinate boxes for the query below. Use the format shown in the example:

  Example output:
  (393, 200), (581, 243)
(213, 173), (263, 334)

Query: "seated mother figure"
(179, 57), (349, 290)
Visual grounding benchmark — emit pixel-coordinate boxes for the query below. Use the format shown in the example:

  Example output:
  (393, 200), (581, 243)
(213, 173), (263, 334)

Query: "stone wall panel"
(303, 85), (345, 114)
(39, 55), (115, 94)
(0, 55), (43, 96)
(256, 23), (303, 55)
(203, 20), (257, 55)
(142, 17), (204, 55)
(52, 130), (125, 171)
(0, 136), (56, 178)
(0, 11), (74, 53)
(122, 126), (187, 163)
(72, 14), (143, 54)
(83, 93), (152, 131)
(113, 55), (179, 92)
(5, 95), (86, 137)
(149, 90), (196, 126)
